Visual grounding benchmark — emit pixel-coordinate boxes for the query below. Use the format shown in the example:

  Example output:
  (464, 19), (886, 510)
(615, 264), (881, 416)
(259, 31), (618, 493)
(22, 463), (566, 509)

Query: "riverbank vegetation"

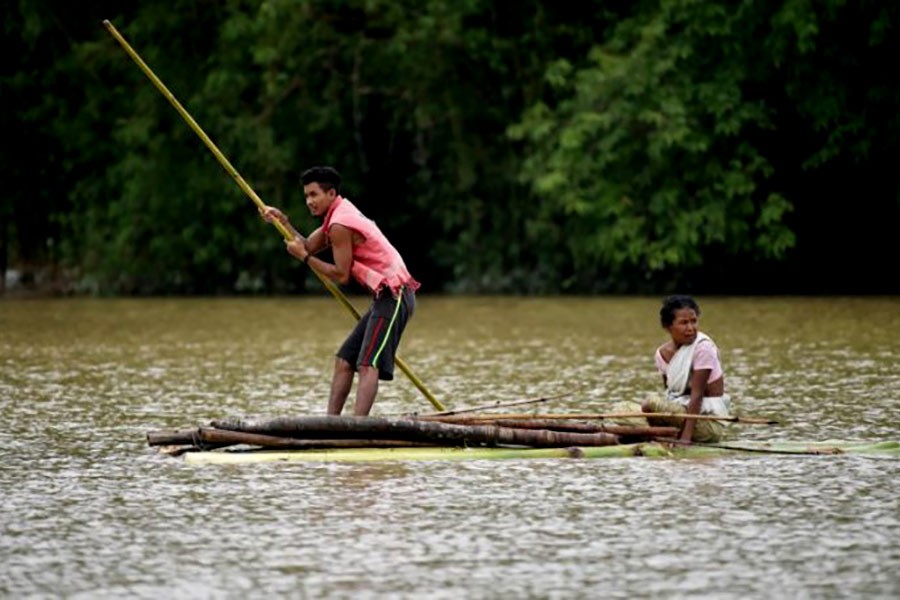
(3, 1), (898, 295)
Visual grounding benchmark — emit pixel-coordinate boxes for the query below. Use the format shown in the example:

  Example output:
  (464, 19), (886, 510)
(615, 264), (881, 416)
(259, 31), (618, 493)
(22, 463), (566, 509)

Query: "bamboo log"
(185, 445), (645, 465)
(491, 419), (679, 438)
(654, 438), (855, 456)
(208, 416), (619, 448)
(416, 412), (778, 425)
(146, 427), (438, 449)
(147, 428), (201, 447)
(197, 428), (438, 449)
(182, 440), (900, 465)
(146, 419), (664, 444)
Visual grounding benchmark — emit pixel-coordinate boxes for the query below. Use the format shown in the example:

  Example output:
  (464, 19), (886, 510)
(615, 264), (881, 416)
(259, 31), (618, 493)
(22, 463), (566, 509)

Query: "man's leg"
(348, 288), (412, 417)
(332, 310), (372, 416)
(327, 357), (355, 415)
(353, 366), (379, 416)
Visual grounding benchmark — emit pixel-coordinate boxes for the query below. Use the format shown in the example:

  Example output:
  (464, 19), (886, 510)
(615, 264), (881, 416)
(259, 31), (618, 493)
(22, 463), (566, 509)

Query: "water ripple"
(1, 297), (898, 598)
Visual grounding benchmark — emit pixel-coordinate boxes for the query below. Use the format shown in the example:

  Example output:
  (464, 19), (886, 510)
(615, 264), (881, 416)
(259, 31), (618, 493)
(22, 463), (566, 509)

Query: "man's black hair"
(660, 295), (701, 327)
(301, 166), (342, 193)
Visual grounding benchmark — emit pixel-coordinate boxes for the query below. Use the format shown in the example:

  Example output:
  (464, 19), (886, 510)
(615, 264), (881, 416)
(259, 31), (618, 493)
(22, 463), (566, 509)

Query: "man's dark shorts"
(337, 287), (415, 381)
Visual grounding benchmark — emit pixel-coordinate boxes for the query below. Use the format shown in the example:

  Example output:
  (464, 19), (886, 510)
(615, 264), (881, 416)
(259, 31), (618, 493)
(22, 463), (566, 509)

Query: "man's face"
(304, 182), (336, 217)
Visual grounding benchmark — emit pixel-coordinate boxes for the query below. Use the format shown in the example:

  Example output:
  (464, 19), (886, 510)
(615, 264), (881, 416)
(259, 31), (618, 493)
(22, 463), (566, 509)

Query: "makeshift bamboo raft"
(179, 440), (900, 465)
(149, 415), (662, 452)
(146, 411), (899, 464)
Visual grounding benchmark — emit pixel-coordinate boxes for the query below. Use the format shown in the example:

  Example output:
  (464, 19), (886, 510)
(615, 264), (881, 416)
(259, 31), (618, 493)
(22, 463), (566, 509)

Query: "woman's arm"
(656, 344), (672, 388)
(680, 367), (712, 442)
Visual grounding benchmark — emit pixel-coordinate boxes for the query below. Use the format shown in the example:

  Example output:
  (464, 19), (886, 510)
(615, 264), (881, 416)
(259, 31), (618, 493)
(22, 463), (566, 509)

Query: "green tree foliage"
(61, 0), (615, 294)
(511, 0), (899, 291)
(510, 1), (791, 288)
(3, 0), (898, 294)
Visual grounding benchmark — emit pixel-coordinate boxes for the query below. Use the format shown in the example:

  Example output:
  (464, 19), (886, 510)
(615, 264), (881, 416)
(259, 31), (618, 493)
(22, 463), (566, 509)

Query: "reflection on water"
(1, 297), (898, 597)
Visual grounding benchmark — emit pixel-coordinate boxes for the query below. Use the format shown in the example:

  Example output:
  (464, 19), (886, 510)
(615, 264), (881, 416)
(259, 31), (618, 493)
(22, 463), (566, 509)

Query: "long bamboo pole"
(416, 412), (778, 424)
(651, 438), (845, 455)
(412, 392), (571, 417)
(491, 420), (679, 438)
(102, 20), (443, 411)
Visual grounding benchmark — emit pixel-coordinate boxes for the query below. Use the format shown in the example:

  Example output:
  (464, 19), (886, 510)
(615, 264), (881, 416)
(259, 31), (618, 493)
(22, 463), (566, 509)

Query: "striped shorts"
(337, 287), (415, 381)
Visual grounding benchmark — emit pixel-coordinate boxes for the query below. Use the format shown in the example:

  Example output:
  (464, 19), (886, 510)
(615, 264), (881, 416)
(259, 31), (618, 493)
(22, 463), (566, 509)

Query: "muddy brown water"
(1, 296), (898, 598)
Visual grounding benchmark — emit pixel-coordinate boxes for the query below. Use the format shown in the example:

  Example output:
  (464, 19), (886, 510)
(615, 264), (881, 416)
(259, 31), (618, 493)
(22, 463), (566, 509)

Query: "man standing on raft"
(261, 166), (419, 416)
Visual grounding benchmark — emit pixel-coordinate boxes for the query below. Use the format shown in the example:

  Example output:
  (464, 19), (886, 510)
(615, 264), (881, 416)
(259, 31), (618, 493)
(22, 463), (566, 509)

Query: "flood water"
(1, 296), (898, 598)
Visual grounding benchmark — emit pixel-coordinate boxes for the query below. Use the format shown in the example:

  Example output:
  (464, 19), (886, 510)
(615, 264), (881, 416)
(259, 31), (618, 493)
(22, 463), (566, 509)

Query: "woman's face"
(666, 307), (699, 346)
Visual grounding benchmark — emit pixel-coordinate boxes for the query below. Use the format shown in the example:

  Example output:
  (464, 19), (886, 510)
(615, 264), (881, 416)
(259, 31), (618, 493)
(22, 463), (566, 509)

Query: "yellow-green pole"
(102, 20), (444, 411)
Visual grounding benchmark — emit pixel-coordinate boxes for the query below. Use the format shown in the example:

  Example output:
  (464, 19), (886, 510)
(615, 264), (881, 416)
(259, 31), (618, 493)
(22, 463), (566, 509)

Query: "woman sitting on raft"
(643, 295), (731, 444)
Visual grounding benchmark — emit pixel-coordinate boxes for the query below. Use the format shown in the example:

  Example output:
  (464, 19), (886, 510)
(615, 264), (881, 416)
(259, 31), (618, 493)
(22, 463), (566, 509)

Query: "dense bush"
(3, 0), (898, 294)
